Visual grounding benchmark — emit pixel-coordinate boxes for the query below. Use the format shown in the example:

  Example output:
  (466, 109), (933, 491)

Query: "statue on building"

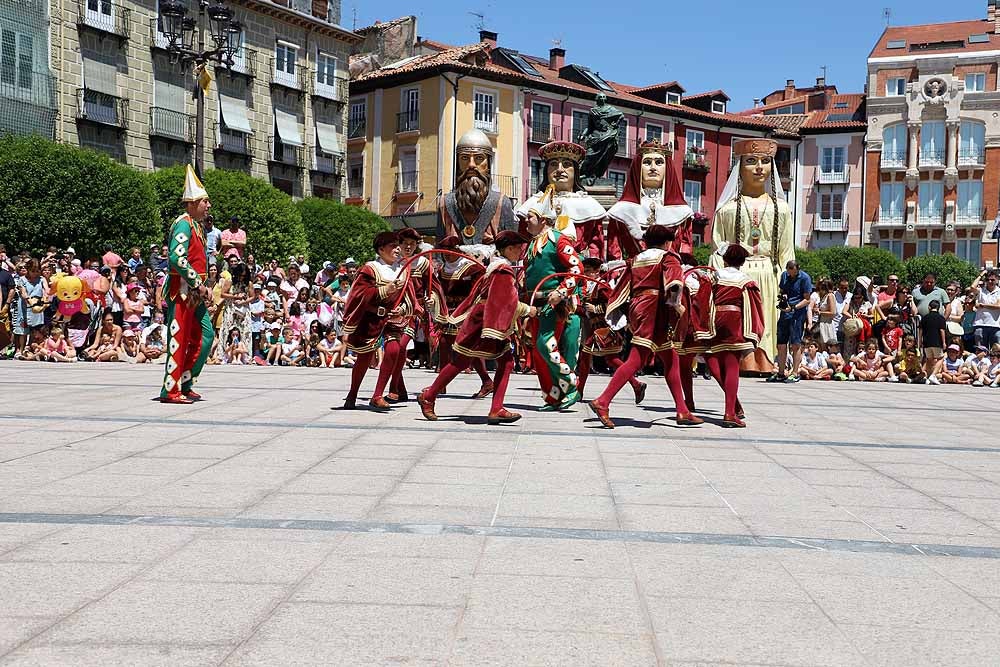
(436, 129), (517, 244)
(578, 93), (624, 186)
(711, 138), (794, 374)
(517, 141), (606, 258)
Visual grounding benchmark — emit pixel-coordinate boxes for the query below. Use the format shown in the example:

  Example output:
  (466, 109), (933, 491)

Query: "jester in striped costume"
(160, 166), (215, 404)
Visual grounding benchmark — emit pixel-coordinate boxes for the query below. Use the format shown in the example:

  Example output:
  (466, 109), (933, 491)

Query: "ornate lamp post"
(159, 0), (242, 176)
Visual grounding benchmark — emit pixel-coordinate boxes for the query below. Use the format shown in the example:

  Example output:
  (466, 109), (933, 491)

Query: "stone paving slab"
(0, 362), (998, 665)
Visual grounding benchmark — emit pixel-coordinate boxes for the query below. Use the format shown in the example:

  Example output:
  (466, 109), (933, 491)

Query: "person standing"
(219, 215), (247, 260)
(772, 260), (813, 383)
(160, 166), (215, 404)
(911, 273), (950, 317)
(203, 214), (222, 269)
(972, 270), (1000, 348)
(919, 300), (947, 385)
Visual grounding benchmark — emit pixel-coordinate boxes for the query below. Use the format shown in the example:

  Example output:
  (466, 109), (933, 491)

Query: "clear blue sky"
(347, 0), (989, 109)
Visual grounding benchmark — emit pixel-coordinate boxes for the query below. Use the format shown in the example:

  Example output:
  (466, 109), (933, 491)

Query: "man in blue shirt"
(204, 215), (222, 268)
(772, 260), (813, 383)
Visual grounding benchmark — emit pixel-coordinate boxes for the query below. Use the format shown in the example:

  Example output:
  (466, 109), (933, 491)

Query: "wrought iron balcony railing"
(878, 210), (905, 225)
(347, 119), (366, 139)
(958, 148), (986, 167)
(918, 149), (945, 167)
(312, 76), (347, 104)
(529, 119), (560, 144)
(683, 148), (710, 172)
(815, 213), (848, 232)
(150, 107), (194, 143)
(270, 59), (307, 92)
(76, 88), (128, 129)
(492, 175), (519, 200)
(348, 180), (364, 199)
(396, 110), (419, 133)
(395, 170), (418, 194)
(77, 0), (130, 41)
(817, 165), (850, 184)
(314, 151), (345, 176)
(956, 207), (987, 224)
(268, 137), (304, 168)
(918, 207), (943, 223)
(213, 122), (251, 156)
(881, 150), (907, 168)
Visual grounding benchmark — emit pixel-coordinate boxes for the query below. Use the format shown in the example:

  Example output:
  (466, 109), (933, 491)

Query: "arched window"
(881, 124), (907, 167)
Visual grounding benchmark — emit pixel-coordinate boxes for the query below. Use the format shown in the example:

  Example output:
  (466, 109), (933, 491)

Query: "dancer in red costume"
(576, 257), (646, 403)
(386, 227), (429, 403)
(418, 231), (537, 425)
(689, 243), (764, 427)
(434, 236), (493, 397)
(587, 225), (703, 429)
(338, 231), (415, 411)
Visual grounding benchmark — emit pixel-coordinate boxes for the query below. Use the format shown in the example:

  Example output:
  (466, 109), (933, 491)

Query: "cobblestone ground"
(0, 362), (998, 666)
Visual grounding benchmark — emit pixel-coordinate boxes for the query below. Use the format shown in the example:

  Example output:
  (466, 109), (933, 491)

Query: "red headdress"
(617, 139), (692, 227)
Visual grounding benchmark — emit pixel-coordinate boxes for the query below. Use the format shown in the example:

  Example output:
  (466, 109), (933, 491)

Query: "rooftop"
(870, 19), (1000, 59)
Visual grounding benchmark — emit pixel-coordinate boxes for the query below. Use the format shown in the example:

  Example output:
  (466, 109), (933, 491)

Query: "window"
(666, 91), (681, 105)
(645, 124), (663, 143)
(609, 170), (626, 197)
(886, 77), (906, 96)
(763, 103), (805, 115)
(617, 119), (628, 155)
(274, 41), (298, 88)
(85, 0), (113, 28)
(880, 182), (905, 223)
(398, 148), (417, 192)
(531, 102), (551, 142)
(965, 73), (986, 92)
(571, 110), (588, 143)
(820, 192), (844, 221)
(316, 51), (337, 85)
(399, 88), (419, 131)
(348, 158), (364, 197)
(821, 146), (846, 175)
(919, 121), (945, 166)
(834, 102), (849, 109)
(956, 238), (982, 264)
(684, 179), (702, 214)
(957, 179), (983, 222)
(879, 238), (904, 260)
(882, 124), (907, 166)
(916, 238), (942, 256)
(473, 89), (497, 133)
(0, 28), (33, 92)
(686, 129), (704, 150)
(529, 158), (545, 194)
(348, 100), (365, 138)
(959, 120), (986, 165)
(711, 100), (726, 114)
(918, 181), (943, 221)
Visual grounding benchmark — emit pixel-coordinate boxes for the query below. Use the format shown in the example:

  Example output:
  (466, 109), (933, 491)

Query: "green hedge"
(296, 197), (390, 265)
(147, 166), (307, 263)
(902, 253), (981, 288)
(0, 136), (160, 259)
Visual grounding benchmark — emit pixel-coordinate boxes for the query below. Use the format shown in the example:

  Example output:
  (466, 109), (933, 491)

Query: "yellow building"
(347, 39), (523, 226)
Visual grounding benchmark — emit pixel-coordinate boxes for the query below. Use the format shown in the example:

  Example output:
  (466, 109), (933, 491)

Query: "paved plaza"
(0, 362), (998, 666)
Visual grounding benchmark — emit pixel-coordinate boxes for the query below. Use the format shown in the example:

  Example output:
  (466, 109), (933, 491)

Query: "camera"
(777, 294), (790, 311)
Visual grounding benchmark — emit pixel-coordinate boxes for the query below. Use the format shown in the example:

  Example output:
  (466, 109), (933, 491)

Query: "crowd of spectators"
(776, 262), (1000, 387)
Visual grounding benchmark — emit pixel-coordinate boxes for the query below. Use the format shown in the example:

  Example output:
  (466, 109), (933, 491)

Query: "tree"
(147, 166), (307, 263)
(815, 246), (904, 284)
(0, 136), (160, 259)
(296, 197), (390, 264)
(903, 253), (980, 288)
(794, 248), (830, 282)
(691, 244), (713, 268)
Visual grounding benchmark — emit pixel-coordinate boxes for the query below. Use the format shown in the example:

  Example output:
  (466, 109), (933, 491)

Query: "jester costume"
(160, 167), (214, 403)
(524, 227), (583, 408)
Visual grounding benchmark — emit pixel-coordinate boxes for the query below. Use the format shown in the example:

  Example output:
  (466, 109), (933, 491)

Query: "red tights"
(706, 351), (741, 417)
(347, 339), (404, 402)
(594, 346), (687, 414)
(577, 352), (640, 397)
(425, 352), (514, 414)
(390, 333), (411, 397)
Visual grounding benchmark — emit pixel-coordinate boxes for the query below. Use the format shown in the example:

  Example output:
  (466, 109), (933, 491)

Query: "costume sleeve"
(674, 219), (694, 258)
(587, 219), (605, 261)
(553, 234), (583, 297)
(778, 201), (795, 269)
(481, 269), (523, 341)
(661, 253), (684, 306)
(168, 218), (203, 290)
(744, 281), (765, 344)
(710, 204), (734, 270)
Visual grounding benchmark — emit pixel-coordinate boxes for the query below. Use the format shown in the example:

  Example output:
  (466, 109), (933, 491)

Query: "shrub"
(0, 136), (160, 259)
(903, 253), (980, 289)
(147, 166), (306, 263)
(691, 244), (713, 268)
(296, 197), (390, 265)
(794, 248), (830, 282)
(814, 246), (904, 285)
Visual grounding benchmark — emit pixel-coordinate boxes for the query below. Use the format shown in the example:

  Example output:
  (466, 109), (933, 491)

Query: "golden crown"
(538, 140), (585, 163)
(638, 139), (671, 157)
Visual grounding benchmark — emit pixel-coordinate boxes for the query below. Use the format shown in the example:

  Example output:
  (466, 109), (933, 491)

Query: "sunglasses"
(888, 278), (899, 282)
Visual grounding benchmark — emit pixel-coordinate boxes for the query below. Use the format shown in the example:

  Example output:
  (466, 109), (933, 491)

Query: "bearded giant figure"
(436, 129), (517, 244)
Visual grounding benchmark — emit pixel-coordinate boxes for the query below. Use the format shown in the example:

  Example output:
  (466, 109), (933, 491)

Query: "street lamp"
(159, 0), (242, 176)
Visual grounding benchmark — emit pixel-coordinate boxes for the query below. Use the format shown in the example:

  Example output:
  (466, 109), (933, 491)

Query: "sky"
(346, 0), (990, 110)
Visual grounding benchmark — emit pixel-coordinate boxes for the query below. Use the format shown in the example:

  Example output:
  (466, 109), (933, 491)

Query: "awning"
(315, 121), (343, 154)
(219, 94), (252, 134)
(274, 109), (304, 147)
(83, 57), (118, 96)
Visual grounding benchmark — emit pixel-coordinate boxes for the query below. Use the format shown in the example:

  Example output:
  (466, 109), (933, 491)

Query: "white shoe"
(973, 380), (984, 387)
(928, 375), (941, 385)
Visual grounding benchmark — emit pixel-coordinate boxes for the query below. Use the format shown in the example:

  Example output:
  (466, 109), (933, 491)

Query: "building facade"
(0, 0), (58, 140)
(865, 4), (1000, 265)
(2, 0), (359, 198)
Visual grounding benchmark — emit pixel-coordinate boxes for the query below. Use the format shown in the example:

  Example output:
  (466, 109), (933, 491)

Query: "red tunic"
(688, 267), (765, 356)
(436, 259), (485, 335)
(580, 277), (623, 356)
(402, 254), (432, 337)
(451, 259), (530, 360)
(606, 248), (686, 352)
(342, 260), (415, 354)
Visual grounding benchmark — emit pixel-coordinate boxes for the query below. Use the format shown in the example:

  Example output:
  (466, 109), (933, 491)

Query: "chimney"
(816, 76), (826, 87)
(753, 98), (761, 108)
(479, 29), (497, 48)
(549, 47), (565, 71)
(784, 79), (795, 100)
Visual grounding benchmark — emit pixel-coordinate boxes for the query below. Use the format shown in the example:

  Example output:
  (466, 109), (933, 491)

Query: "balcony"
(881, 151), (907, 169)
(348, 180), (364, 199)
(396, 110), (419, 134)
(213, 122), (251, 156)
(918, 208), (944, 224)
(312, 76), (347, 104)
(270, 60), (307, 92)
(815, 214), (848, 232)
(958, 148), (986, 167)
(956, 207), (986, 224)
(571, 127), (587, 144)
(218, 48), (257, 79)
(817, 165), (850, 184)
(268, 137), (304, 169)
(395, 170), (418, 194)
(493, 175), (520, 201)
(529, 120), (560, 144)
(684, 147), (711, 173)
(150, 107), (194, 143)
(313, 151), (344, 176)
(918, 150), (945, 168)
(149, 18), (169, 50)
(347, 119), (366, 140)
(75, 89), (128, 130)
(616, 138), (629, 158)
(877, 210), (905, 226)
(474, 116), (497, 134)
(77, 0), (130, 42)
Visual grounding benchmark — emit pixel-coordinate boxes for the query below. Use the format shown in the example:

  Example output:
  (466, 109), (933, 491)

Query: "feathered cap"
(181, 165), (209, 202)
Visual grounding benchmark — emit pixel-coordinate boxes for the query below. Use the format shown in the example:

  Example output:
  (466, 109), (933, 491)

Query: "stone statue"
(578, 93), (624, 186)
